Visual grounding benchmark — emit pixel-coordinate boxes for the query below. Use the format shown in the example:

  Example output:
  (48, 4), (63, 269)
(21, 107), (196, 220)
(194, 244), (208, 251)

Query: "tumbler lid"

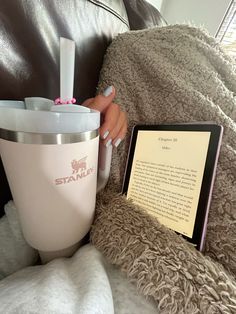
(0, 107), (100, 134)
(0, 107), (100, 144)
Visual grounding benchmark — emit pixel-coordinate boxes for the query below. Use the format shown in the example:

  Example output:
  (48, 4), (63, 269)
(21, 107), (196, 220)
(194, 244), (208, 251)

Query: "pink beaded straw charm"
(54, 97), (76, 105)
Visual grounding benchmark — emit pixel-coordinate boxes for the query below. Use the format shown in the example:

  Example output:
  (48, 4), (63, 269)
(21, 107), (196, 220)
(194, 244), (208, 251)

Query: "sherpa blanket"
(90, 25), (236, 313)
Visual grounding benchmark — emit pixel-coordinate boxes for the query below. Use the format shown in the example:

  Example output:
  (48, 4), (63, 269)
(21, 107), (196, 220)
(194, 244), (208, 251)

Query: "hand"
(82, 86), (127, 147)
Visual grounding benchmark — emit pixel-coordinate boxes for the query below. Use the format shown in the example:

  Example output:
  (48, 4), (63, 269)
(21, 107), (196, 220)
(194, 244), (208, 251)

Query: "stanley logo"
(55, 156), (94, 185)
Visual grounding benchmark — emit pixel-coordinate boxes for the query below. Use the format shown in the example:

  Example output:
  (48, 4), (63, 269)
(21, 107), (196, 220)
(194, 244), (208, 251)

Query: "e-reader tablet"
(122, 124), (223, 251)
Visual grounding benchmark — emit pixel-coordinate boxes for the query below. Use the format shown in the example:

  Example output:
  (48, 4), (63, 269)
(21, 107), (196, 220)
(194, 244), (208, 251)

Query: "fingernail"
(103, 86), (113, 97)
(105, 139), (112, 147)
(103, 130), (109, 139)
(114, 138), (122, 147)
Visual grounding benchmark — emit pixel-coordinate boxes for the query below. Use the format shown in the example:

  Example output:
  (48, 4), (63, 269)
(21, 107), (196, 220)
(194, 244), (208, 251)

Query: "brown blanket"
(91, 25), (236, 313)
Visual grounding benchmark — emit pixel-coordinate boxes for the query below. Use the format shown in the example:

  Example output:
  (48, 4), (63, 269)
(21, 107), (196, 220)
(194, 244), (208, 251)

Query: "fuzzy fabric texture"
(0, 243), (158, 314)
(91, 192), (236, 313)
(91, 25), (236, 313)
(0, 201), (38, 279)
(0, 205), (158, 313)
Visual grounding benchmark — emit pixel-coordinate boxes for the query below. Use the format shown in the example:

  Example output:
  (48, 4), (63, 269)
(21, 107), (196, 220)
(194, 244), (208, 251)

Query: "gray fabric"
(0, 201), (38, 279)
(0, 243), (158, 314)
(92, 191), (236, 313)
(0, 203), (157, 313)
(0, 245), (114, 314)
(90, 25), (236, 313)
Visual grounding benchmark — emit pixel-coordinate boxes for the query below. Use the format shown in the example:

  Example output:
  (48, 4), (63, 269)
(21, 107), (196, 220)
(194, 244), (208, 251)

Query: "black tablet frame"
(122, 124), (223, 251)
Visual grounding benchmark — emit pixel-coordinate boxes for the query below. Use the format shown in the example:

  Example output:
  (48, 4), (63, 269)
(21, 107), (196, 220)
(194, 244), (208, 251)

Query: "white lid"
(0, 107), (100, 134)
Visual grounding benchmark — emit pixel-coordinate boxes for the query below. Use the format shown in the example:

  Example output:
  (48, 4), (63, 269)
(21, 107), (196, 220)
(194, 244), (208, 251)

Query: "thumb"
(87, 86), (115, 112)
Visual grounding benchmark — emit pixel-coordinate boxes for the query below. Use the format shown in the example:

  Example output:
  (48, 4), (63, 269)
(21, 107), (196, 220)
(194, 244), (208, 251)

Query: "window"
(216, 0), (236, 57)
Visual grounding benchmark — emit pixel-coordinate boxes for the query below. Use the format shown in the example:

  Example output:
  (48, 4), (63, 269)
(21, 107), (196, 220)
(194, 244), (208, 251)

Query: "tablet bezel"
(122, 124), (223, 251)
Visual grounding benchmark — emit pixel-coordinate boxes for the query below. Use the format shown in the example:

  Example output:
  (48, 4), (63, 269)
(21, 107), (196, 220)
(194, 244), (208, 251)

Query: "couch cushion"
(123, 0), (167, 30)
(89, 0), (129, 25)
(0, 0), (129, 103)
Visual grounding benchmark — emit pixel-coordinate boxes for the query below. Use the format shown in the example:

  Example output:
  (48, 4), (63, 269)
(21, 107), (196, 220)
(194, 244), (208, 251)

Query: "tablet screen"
(122, 124), (223, 250)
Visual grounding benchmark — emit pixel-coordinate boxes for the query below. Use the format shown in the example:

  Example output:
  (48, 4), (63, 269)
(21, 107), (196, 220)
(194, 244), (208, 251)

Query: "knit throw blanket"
(90, 25), (236, 313)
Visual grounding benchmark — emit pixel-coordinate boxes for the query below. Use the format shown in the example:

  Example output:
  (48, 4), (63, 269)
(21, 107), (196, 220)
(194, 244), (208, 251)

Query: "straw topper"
(54, 37), (76, 105)
(51, 38), (91, 113)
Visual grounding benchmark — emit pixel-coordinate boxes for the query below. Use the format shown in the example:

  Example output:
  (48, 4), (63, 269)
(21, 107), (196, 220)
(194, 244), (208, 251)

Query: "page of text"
(127, 130), (210, 237)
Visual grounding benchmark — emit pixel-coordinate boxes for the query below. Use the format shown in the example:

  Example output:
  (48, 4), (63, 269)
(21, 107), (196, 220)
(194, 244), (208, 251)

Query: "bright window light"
(216, 0), (236, 57)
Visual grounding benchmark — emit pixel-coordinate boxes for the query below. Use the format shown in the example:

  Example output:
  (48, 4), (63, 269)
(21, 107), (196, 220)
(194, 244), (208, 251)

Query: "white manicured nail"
(103, 130), (109, 139)
(114, 138), (122, 147)
(103, 86), (113, 97)
(105, 139), (112, 147)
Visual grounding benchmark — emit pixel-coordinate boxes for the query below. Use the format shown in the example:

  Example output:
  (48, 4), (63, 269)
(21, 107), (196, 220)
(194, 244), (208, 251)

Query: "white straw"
(60, 37), (75, 103)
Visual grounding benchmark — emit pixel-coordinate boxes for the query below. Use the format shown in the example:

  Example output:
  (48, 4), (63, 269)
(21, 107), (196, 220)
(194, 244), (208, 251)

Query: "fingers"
(87, 86), (116, 112)
(82, 98), (94, 107)
(101, 108), (127, 147)
(85, 85), (127, 147)
(112, 112), (127, 147)
(99, 102), (120, 139)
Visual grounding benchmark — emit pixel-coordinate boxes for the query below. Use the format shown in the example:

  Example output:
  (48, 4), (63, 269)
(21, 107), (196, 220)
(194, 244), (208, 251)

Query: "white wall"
(146, 0), (164, 11)
(160, 0), (231, 36)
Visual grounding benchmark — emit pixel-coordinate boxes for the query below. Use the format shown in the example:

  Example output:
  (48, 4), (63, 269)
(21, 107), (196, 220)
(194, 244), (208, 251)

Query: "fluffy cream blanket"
(91, 25), (236, 313)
